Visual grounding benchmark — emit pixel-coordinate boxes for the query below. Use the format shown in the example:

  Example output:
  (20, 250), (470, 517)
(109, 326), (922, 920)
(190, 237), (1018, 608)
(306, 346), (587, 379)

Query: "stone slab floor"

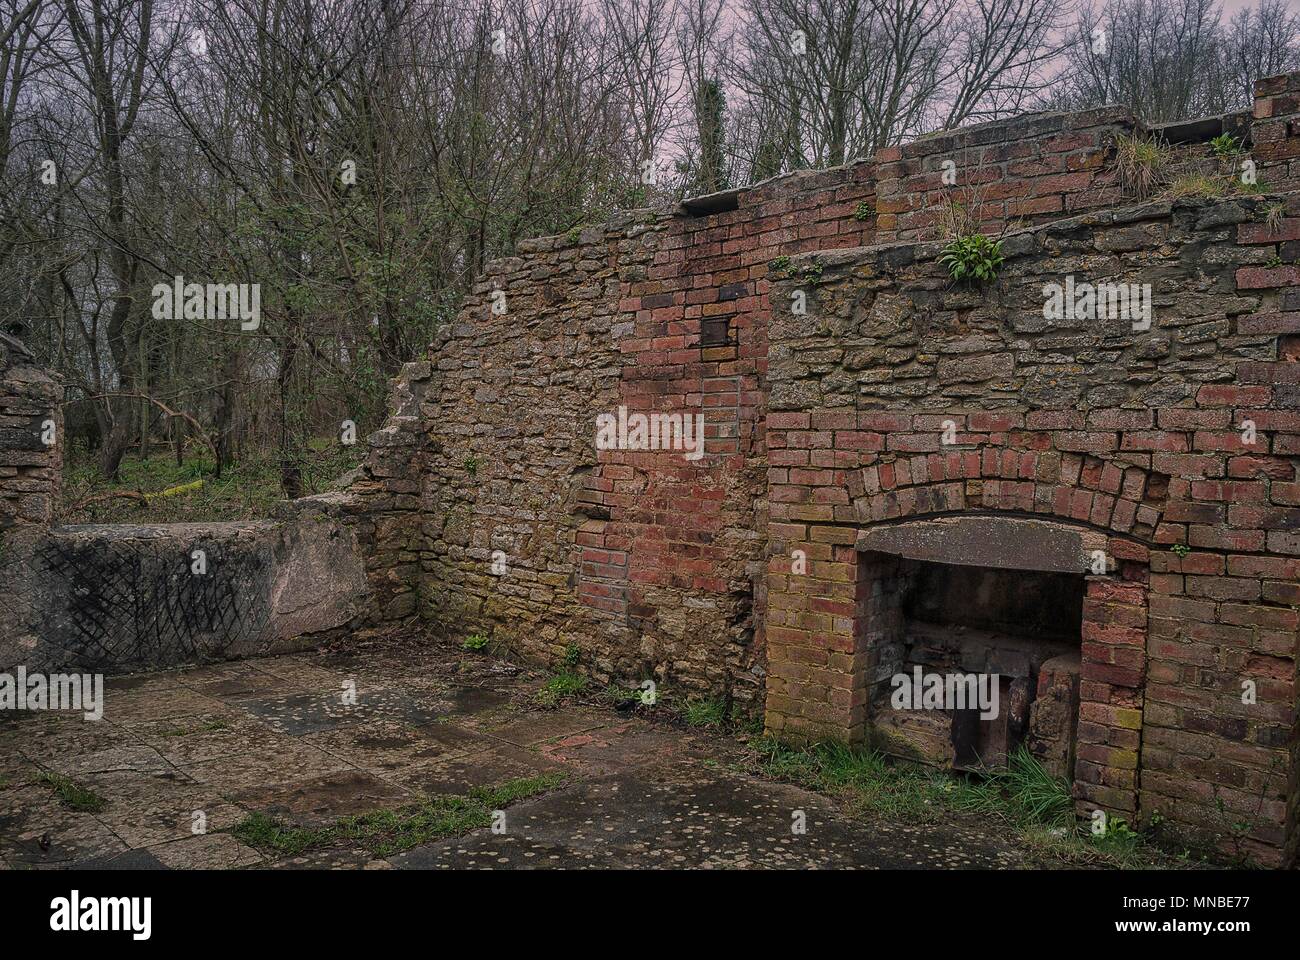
(1, 635), (1093, 870)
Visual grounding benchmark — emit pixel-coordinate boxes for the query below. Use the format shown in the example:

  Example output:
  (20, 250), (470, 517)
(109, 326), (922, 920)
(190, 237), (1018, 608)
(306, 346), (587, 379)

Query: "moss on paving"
(231, 773), (566, 858)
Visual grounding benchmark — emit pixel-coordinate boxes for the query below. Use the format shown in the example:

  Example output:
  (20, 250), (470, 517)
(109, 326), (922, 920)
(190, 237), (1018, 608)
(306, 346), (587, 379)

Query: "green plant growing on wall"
(1165, 174), (1229, 200)
(938, 234), (1004, 285)
(463, 455), (478, 477)
(768, 255), (791, 276)
(1210, 133), (1242, 158)
(799, 259), (824, 283)
(462, 633), (489, 651)
(1115, 134), (1170, 200)
(854, 200), (871, 221)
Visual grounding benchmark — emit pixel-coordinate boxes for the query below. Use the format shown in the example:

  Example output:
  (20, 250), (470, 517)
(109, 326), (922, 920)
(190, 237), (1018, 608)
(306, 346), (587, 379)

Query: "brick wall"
(874, 105), (1138, 243)
(764, 192), (1298, 865)
(1254, 72), (1300, 193)
(417, 165), (874, 701)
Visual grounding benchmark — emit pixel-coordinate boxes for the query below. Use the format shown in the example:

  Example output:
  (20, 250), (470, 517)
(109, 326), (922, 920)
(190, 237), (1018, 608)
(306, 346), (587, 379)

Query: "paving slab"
(389, 771), (1035, 870)
(301, 718), (491, 774)
(230, 769), (415, 827)
(380, 742), (564, 798)
(0, 638), (1152, 871)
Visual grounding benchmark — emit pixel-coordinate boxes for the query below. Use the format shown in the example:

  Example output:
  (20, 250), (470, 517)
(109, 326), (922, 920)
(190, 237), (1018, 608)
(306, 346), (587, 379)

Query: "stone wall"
(398, 72), (1300, 864)
(0, 348), (62, 530)
(0, 495), (367, 674)
(763, 193), (1298, 865)
(0, 340), (421, 675)
(419, 165), (875, 702)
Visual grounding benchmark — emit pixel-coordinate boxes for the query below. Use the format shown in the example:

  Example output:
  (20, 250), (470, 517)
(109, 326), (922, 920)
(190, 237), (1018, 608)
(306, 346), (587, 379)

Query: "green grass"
(38, 772), (107, 813)
(683, 696), (729, 728)
(1115, 133), (1170, 199)
(534, 673), (588, 706)
(230, 774), (564, 858)
(59, 439), (364, 523)
(752, 739), (1166, 867)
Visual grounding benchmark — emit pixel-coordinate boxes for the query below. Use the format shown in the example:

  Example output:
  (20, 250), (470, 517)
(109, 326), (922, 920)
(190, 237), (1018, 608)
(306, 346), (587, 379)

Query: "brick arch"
(767, 447), (1163, 821)
(850, 448), (1168, 543)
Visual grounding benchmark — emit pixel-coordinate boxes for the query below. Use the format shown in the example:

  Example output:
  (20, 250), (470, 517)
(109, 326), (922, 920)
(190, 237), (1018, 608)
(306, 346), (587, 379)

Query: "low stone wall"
(0, 345), (408, 675)
(0, 494), (368, 674)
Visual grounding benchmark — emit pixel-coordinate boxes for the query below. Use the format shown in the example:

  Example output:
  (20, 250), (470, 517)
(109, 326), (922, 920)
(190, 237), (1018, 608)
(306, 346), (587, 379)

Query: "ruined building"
(5, 73), (1300, 865)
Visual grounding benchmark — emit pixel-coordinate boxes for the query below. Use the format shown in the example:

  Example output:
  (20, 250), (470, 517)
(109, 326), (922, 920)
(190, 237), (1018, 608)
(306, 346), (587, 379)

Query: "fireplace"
(846, 515), (1127, 781)
(862, 552), (1084, 773)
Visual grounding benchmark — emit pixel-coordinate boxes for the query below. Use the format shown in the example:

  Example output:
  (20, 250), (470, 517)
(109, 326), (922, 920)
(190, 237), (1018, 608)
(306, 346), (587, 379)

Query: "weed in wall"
(938, 234), (1004, 285)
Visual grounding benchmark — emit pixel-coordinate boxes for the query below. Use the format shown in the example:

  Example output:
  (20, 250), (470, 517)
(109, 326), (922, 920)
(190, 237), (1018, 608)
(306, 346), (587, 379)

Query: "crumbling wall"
(763, 193), (1298, 865)
(0, 339), (407, 674)
(0, 349), (61, 530)
(418, 164), (875, 700)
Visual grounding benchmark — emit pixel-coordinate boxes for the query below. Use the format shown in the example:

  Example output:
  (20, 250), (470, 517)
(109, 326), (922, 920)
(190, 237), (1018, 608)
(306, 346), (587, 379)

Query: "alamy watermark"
(890, 667), (1000, 720)
(595, 405), (705, 461)
(1042, 275), (1151, 331)
(152, 275), (261, 329)
(50, 891), (150, 940)
(0, 667), (103, 720)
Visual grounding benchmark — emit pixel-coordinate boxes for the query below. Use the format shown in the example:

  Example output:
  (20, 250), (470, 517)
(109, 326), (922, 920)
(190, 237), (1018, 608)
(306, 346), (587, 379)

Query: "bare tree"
(731, 0), (1063, 171)
(1048, 0), (1229, 122)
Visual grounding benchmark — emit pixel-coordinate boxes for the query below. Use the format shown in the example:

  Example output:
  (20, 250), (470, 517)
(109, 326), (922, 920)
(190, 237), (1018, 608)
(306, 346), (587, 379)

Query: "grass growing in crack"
(752, 739), (1165, 867)
(1115, 134), (1170, 200)
(231, 773), (565, 858)
(535, 673), (588, 706)
(38, 772), (107, 813)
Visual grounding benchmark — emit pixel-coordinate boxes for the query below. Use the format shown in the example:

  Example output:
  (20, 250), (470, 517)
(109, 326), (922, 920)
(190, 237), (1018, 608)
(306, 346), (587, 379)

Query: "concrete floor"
(1, 636), (1055, 869)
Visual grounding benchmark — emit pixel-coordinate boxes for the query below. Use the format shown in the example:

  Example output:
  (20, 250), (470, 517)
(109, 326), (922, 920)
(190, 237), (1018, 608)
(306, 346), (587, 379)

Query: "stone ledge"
(856, 514), (1109, 573)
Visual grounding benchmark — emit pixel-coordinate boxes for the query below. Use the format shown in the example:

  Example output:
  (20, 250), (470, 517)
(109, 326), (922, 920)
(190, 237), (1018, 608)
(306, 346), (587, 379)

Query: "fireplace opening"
(861, 552), (1084, 774)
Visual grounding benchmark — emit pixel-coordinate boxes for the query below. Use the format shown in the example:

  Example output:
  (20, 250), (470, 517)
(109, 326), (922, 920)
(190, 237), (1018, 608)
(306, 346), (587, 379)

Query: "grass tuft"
(38, 772), (107, 813)
(683, 696), (729, 728)
(1115, 134), (1170, 199)
(231, 773), (564, 858)
(752, 738), (1164, 867)
(535, 673), (587, 706)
